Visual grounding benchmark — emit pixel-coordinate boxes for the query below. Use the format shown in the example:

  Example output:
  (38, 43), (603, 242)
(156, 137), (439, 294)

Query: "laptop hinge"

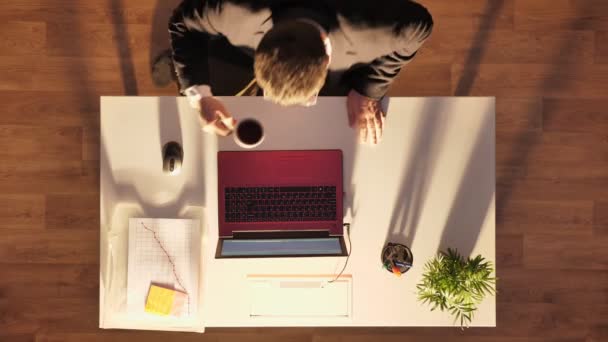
(232, 230), (330, 239)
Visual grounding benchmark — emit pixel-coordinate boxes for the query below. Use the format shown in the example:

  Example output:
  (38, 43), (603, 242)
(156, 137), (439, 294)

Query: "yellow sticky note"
(145, 285), (176, 316)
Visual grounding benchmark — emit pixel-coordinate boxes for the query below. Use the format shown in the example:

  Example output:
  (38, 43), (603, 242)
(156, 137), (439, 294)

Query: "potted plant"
(416, 248), (496, 328)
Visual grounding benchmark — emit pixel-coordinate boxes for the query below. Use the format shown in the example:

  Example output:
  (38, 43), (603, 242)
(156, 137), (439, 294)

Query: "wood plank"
(314, 305), (590, 339)
(0, 56), (122, 92)
(0, 160), (97, 194)
(0, 195), (45, 230)
(514, 0), (608, 30)
(39, 331), (570, 342)
(497, 200), (593, 234)
(35, 331), (312, 342)
(0, 55), (174, 95)
(488, 303), (593, 339)
(0, 229), (97, 264)
(388, 64), (452, 96)
(595, 201), (608, 235)
(496, 233), (523, 267)
(0, 0), (156, 24)
(590, 305), (608, 340)
(451, 63), (608, 98)
(524, 233), (608, 270)
(590, 326), (608, 341)
(524, 161), (608, 182)
(0, 55), (35, 90)
(0, 334), (33, 342)
(424, 0), (514, 30)
(0, 297), (97, 335)
(496, 98), (542, 132)
(423, 30), (594, 65)
(543, 99), (608, 134)
(35, 332), (191, 342)
(0, 91), (98, 127)
(0, 125), (82, 161)
(497, 131), (608, 164)
(82, 124), (99, 161)
(498, 179), (608, 203)
(495, 126), (540, 186)
(496, 165), (526, 186)
(46, 22), (151, 59)
(0, 264), (97, 299)
(313, 334), (580, 342)
(597, 31), (608, 64)
(45, 194), (98, 230)
(0, 21), (45, 56)
(36, 328), (314, 342)
(497, 269), (608, 305)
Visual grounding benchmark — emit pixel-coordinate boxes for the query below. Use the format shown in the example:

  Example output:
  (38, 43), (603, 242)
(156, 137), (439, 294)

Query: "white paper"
(127, 218), (200, 318)
(247, 276), (352, 318)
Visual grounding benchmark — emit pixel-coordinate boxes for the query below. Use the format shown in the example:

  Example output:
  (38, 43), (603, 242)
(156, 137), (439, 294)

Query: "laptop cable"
(325, 223), (351, 285)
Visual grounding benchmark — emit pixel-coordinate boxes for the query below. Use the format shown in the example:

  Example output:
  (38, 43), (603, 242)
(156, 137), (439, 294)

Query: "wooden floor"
(1, 0), (607, 341)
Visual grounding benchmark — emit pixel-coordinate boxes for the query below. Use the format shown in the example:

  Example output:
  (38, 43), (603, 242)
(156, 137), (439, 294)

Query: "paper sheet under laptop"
(127, 218), (201, 319)
(247, 275), (352, 318)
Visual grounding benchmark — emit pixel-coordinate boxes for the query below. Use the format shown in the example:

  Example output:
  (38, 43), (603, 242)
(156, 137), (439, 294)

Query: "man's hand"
(199, 97), (237, 136)
(347, 89), (385, 145)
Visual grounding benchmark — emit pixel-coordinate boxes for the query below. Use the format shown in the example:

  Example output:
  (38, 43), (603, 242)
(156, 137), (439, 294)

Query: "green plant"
(416, 248), (496, 328)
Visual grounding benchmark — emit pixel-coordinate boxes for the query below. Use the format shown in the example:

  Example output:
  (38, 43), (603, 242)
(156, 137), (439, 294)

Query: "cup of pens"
(381, 243), (413, 277)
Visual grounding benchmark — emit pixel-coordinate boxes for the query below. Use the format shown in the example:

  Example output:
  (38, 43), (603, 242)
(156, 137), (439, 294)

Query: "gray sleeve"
(347, 8), (433, 99)
(169, 0), (224, 92)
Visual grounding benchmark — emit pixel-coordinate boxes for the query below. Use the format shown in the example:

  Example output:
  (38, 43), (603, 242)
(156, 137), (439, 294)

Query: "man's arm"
(347, 4), (433, 99)
(169, 0), (239, 136)
(169, 0), (224, 93)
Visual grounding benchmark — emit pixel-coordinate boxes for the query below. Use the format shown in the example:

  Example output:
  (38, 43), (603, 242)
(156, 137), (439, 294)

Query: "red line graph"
(141, 222), (190, 315)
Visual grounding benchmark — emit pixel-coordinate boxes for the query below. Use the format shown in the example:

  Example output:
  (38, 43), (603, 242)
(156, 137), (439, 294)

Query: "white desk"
(99, 96), (496, 331)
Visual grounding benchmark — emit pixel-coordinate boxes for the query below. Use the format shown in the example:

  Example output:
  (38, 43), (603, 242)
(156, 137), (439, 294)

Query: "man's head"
(254, 21), (329, 106)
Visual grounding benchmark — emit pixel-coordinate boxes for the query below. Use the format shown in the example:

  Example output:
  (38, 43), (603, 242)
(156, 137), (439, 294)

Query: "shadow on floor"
(109, 0), (138, 95)
(453, 0), (506, 96)
(494, 3), (594, 221)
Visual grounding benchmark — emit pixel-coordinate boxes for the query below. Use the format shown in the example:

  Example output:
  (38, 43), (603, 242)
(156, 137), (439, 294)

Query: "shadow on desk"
(100, 97), (205, 224)
(383, 100), (495, 259)
(383, 100), (447, 250)
(438, 109), (495, 258)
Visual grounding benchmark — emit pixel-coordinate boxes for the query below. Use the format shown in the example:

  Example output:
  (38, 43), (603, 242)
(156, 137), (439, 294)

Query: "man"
(167, 0), (433, 144)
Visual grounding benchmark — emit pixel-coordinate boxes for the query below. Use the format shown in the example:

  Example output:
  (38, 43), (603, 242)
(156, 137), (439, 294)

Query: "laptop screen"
(219, 238), (344, 257)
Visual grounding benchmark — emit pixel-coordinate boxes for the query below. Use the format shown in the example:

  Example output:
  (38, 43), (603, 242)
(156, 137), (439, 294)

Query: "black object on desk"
(382, 243), (413, 276)
(162, 141), (183, 176)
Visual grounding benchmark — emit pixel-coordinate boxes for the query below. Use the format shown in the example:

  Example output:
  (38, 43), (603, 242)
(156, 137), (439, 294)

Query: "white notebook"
(247, 275), (352, 318)
(127, 218), (201, 318)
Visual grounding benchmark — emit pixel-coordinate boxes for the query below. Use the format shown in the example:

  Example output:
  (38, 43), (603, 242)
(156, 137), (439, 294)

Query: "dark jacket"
(169, 0), (433, 99)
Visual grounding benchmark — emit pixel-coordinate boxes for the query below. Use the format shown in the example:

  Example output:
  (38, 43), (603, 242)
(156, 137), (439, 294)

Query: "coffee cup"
(234, 118), (264, 149)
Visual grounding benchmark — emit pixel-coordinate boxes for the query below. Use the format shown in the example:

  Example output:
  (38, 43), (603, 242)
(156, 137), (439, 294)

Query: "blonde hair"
(254, 21), (328, 106)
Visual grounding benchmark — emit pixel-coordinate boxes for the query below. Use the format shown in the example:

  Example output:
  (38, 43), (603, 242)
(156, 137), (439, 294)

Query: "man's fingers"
(367, 117), (377, 144)
(216, 110), (236, 130)
(375, 108), (385, 130)
(213, 120), (232, 136)
(360, 127), (367, 143)
(374, 109), (384, 144)
(202, 117), (232, 136)
(347, 99), (356, 127)
(359, 120), (368, 143)
(373, 117), (382, 144)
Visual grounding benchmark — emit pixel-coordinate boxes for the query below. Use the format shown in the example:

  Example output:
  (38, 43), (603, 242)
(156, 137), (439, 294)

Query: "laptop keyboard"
(224, 186), (337, 222)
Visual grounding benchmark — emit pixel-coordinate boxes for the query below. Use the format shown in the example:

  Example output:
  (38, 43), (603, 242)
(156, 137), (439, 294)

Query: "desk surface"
(100, 96), (495, 330)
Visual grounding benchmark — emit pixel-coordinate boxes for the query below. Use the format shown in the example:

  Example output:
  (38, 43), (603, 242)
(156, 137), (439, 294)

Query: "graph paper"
(127, 218), (201, 318)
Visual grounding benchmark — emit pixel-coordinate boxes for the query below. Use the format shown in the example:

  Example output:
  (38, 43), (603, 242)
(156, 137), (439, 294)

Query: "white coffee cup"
(234, 118), (264, 149)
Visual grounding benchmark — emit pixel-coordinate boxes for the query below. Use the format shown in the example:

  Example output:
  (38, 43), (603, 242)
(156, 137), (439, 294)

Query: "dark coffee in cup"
(235, 118), (264, 147)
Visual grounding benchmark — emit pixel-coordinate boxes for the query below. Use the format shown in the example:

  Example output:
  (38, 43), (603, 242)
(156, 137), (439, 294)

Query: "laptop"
(216, 150), (346, 258)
